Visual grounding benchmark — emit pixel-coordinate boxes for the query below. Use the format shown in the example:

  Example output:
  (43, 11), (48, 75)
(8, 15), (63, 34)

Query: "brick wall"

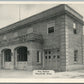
(33, 15), (66, 71)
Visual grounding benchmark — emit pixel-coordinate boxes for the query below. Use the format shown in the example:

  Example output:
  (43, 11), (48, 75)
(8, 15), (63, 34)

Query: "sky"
(0, 4), (84, 29)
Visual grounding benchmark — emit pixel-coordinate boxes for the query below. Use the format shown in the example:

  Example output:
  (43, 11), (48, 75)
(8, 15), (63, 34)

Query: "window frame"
(47, 20), (55, 34)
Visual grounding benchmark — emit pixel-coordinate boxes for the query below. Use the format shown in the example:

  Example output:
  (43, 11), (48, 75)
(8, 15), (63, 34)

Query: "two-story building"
(0, 4), (83, 72)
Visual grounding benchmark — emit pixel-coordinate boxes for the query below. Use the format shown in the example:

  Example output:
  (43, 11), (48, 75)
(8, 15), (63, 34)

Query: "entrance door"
(14, 46), (28, 70)
(44, 50), (55, 70)
(44, 50), (61, 71)
(44, 54), (57, 70)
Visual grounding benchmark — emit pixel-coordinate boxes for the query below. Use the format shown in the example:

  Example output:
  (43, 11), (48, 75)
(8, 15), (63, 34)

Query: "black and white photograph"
(0, 2), (84, 82)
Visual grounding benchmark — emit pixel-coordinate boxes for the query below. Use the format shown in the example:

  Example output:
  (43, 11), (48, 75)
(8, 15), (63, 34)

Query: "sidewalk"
(54, 70), (84, 78)
(0, 69), (33, 78)
(0, 69), (84, 78)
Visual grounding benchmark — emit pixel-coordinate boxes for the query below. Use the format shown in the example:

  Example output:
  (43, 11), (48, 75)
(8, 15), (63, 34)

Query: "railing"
(0, 33), (43, 47)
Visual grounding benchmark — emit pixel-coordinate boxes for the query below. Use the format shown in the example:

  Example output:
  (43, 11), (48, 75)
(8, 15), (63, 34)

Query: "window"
(57, 55), (60, 59)
(49, 51), (51, 54)
(49, 56), (51, 59)
(74, 29), (77, 34)
(73, 22), (76, 28)
(45, 51), (51, 54)
(45, 56), (47, 59)
(73, 22), (77, 34)
(44, 50), (52, 60)
(48, 27), (54, 33)
(47, 20), (55, 34)
(74, 50), (78, 62)
(37, 51), (41, 63)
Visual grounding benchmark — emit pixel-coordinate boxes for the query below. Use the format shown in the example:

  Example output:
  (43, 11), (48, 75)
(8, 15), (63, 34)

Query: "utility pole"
(19, 4), (21, 21)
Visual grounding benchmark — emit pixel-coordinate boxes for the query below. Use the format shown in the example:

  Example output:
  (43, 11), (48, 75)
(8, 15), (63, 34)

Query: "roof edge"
(0, 4), (83, 35)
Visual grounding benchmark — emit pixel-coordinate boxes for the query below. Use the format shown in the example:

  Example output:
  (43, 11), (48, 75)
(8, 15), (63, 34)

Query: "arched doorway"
(1, 49), (12, 69)
(14, 46), (28, 70)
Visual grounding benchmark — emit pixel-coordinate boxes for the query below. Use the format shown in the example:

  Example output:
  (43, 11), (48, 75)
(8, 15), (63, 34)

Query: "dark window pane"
(37, 51), (41, 63)
(48, 27), (54, 33)
(37, 51), (39, 62)
(74, 29), (77, 34)
(49, 51), (51, 54)
(17, 47), (27, 61)
(4, 49), (11, 62)
(57, 55), (60, 59)
(49, 56), (51, 59)
(45, 56), (47, 59)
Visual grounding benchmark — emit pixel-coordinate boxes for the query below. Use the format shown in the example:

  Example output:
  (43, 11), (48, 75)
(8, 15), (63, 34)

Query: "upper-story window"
(27, 27), (33, 34)
(14, 32), (18, 38)
(73, 22), (77, 34)
(47, 20), (55, 34)
(48, 27), (54, 33)
(3, 35), (7, 40)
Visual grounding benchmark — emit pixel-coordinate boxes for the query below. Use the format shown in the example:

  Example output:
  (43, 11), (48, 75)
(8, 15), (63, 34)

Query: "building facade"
(0, 4), (83, 71)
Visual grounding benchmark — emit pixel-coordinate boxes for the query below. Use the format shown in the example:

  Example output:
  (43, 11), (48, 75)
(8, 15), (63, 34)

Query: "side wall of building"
(65, 15), (84, 71)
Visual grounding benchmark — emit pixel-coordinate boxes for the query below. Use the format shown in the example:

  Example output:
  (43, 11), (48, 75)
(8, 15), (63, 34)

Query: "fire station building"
(0, 4), (83, 71)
